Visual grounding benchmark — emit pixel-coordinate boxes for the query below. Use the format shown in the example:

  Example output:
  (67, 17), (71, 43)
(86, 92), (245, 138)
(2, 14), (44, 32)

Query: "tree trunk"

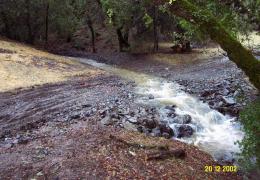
(86, 18), (96, 53)
(25, 0), (34, 44)
(116, 27), (130, 52)
(157, 0), (260, 90)
(45, 1), (49, 46)
(0, 12), (11, 38)
(153, 4), (159, 52)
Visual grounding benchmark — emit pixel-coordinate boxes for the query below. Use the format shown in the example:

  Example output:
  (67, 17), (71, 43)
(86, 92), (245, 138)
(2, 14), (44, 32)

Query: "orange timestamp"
(205, 165), (238, 172)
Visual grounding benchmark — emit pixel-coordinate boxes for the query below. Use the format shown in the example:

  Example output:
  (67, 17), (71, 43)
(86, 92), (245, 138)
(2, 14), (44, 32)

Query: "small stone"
(122, 121), (136, 131)
(82, 104), (92, 108)
(222, 97), (236, 105)
(13, 139), (19, 144)
(70, 114), (80, 120)
(151, 127), (162, 137)
(101, 116), (113, 126)
(221, 88), (230, 96)
(127, 117), (138, 124)
(37, 172), (44, 176)
(3, 143), (13, 148)
(148, 94), (155, 99)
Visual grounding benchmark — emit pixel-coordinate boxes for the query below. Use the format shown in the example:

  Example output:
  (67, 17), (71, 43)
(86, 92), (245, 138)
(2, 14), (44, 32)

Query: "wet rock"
(158, 123), (174, 138)
(142, 119), (157, 129)
(165, 105), (176, 111)
(162, 132), (172, 139)
(177, 125), (194, 138)
(175, 115), (192, 124)
(167, 111), (176, 118)
(148, 94), (155, 99)
(208, 101), (215, 106)
(216, 107), (240, 116)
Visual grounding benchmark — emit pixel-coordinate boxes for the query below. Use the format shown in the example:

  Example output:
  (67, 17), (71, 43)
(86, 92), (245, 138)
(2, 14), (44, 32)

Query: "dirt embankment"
(0, 39), (243, 179)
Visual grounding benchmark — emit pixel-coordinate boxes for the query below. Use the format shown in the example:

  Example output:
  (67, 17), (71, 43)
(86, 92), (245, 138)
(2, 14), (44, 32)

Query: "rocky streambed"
(73, 55), (258, 164)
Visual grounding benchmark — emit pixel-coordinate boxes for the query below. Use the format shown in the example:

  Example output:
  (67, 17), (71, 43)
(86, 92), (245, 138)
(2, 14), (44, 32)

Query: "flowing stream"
(77, 58), (244, 162)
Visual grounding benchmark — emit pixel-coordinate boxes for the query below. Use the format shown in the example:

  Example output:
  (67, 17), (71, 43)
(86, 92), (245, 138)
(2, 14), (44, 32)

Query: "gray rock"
(70, 113), (81, 120)
(127, 117), (138, 124)
(222, 97), (236, 105)
(82, 104), (92, 108)
(142, 119), (157, 129)
(221, 88), (230, 96)
(122, 121), (137, 131)
(101, 116), (115, 126)
(177, 125), (194, 138)
(151, 127), (162, 137)
(162, 132), (172, 139)
(165, 105), (176, 111)
(158, 123), (174, 137)
(148, 94), (155, 99)
(3, 143), (13, 148)
(172, 115), (192, 124)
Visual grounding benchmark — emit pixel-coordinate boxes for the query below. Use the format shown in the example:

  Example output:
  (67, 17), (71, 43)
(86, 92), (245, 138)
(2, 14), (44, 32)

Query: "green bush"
(238, 99), (260, 170)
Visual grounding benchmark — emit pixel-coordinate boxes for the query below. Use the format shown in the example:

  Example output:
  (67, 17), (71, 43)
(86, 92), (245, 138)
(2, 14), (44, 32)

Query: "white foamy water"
(136, 79), (244, 161)
(76, 58), (244, 161)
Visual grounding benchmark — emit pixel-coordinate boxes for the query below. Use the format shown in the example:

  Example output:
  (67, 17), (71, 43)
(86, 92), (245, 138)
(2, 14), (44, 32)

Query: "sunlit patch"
(0, 39), (102, 92)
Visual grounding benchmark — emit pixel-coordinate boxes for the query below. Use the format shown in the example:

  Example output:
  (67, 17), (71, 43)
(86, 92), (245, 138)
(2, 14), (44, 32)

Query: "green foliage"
(100, 0), (139, 28)
(238, 100), (260, 170)
(49, 0), (86, 39)
(143, 13), (153, 28)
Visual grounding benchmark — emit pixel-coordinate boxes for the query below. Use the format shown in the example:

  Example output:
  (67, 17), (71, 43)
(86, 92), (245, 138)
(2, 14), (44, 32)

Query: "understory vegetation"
(239, 99), (260, 170)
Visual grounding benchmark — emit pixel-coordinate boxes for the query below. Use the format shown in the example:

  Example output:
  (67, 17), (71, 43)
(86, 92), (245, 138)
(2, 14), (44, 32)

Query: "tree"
(45, 0), (50, 46)
(100, 0), (140, 52)
(156, 0), (260, 90)
(153, 3), (159, 52)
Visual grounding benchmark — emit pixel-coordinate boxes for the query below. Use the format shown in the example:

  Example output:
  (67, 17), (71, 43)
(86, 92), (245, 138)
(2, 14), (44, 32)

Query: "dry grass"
(0, 39), (101, 92)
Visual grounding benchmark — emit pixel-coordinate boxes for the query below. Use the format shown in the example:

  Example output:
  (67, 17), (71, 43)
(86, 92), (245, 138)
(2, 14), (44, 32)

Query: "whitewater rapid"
(76, 58), (244, 162)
